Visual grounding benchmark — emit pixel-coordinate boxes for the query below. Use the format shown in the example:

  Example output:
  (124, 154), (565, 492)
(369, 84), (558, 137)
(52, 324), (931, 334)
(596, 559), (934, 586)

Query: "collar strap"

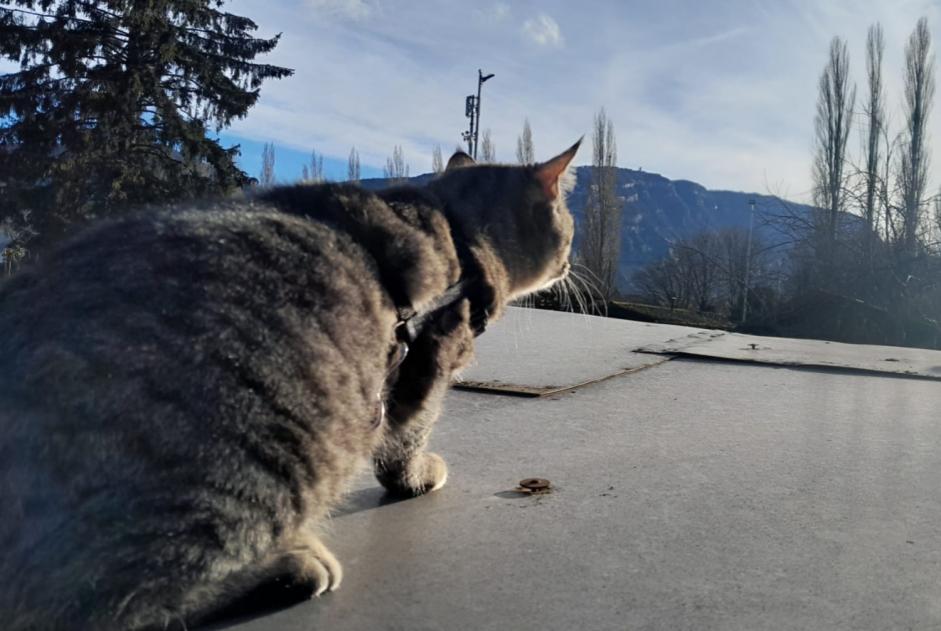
(395, 276), (486, 346)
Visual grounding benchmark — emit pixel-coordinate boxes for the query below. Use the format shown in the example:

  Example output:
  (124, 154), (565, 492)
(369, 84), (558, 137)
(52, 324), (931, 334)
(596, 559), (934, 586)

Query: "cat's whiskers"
(558, 277), (573, 313)
(557, 275), (573, 313)
(567, 269), (604, 325)
(561, 271), (586, 316)
(573, 263), (608, 297)
(575, 272), (596, 315)
(569, 264), (608, 317)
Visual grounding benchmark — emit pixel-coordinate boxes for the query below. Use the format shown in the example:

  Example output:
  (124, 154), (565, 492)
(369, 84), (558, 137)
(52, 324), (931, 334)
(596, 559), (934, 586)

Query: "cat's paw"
(416, 451), (448, 493)
(305, 539), (344, 596)
(377, 451), (449, 497)
(275, 539), (343, 598)
(224, 539), (342, 620)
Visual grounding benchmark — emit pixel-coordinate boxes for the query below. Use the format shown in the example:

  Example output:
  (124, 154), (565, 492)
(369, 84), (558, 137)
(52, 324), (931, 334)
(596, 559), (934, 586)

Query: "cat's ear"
(535, 138), (582, 199)
(446, 152), (475, 171)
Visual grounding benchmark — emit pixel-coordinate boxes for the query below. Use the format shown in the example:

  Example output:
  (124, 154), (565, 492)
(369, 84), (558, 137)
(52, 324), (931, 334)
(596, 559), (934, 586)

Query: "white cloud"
(307, 0), (371, 20)
(522, 14), (563, 48)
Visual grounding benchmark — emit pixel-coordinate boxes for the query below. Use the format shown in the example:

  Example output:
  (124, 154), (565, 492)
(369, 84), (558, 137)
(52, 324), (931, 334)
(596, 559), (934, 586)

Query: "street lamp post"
(462, 69), (494, 159)
(474, 69), (494, 159)
(741, 198), (756, 324)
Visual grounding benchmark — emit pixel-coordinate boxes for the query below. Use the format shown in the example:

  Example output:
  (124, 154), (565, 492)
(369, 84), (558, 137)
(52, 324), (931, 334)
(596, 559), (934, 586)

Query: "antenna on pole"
(461, 69), (494, 159)
(462, 95), (475, 155)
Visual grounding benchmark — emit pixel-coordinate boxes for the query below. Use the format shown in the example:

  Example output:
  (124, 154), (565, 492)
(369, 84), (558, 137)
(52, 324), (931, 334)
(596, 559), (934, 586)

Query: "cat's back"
(0, 197), (397, 628)
(0, 201), (392, 412)
(0, 197), (394, 375)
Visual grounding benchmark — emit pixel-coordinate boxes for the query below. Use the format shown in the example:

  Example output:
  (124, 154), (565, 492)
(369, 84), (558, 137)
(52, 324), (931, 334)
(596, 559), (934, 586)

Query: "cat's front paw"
(272, 537), (343, 598)
(416, 451), (449, 493)
(376, 451), (448, 497)
(303, 539), (344, 597)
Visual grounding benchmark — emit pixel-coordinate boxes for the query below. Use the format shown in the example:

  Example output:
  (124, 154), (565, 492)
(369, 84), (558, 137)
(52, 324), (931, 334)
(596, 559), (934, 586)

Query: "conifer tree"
(0, 0), (292, 249)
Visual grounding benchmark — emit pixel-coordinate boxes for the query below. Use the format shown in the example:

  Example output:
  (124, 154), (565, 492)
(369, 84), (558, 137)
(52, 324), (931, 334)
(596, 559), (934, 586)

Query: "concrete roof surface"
(216, 308), (941, 631)
(456, 307), (709, 395)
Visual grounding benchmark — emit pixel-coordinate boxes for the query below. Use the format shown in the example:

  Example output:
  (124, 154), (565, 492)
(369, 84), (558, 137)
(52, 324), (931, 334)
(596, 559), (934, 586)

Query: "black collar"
(395, 277), (483, 346)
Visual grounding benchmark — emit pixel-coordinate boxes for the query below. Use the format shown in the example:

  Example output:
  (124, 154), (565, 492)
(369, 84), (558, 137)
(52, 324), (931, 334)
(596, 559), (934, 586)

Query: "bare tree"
(635, 228), (772, 319)
(516, 119), (534, 165)
(898, 16), (935, 256)
(260, 142), (276, 187)
(347, 147), (360, 183)
(934, 190), (941, 246)
(634, 257), (684, 311)
(679, 233), (722, 312)
(812, 36), (856, 278)
(880, 124), (899, 245)
(384, 145), (409, 182)
(862, 23), (885, 264)
(480, 129), (495, 162)
(302, 147), (325, 182)
(431, 145), (444, 174)
(580, 108), (621, 302)
(658, 233), (722, 312)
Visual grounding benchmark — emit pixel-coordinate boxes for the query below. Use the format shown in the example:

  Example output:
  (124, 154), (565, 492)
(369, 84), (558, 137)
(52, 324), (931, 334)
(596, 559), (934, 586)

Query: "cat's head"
(427, 140), (581, 300)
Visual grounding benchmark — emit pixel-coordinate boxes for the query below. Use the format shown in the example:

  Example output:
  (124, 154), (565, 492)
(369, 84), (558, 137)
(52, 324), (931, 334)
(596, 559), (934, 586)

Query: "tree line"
(257, 127), (496, 185)
(632, 18), (941, 349)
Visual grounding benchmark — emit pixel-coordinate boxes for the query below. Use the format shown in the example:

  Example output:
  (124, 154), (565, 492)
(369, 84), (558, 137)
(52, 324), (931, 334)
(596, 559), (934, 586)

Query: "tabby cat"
(0, 141), (580, 630)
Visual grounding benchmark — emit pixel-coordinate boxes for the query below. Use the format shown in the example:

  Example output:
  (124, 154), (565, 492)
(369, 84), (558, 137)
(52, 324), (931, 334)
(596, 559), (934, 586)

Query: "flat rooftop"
(217, 307), (941, 631)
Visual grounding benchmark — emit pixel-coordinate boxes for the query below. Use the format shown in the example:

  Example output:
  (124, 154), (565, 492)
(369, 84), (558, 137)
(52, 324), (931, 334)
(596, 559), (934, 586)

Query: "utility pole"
(462, 69), (494, 159)
(741, 198), (756, 324)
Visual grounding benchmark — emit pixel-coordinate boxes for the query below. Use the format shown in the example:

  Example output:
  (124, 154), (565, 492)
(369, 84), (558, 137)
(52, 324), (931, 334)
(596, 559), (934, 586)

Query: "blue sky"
(219, 0), (941, 201)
